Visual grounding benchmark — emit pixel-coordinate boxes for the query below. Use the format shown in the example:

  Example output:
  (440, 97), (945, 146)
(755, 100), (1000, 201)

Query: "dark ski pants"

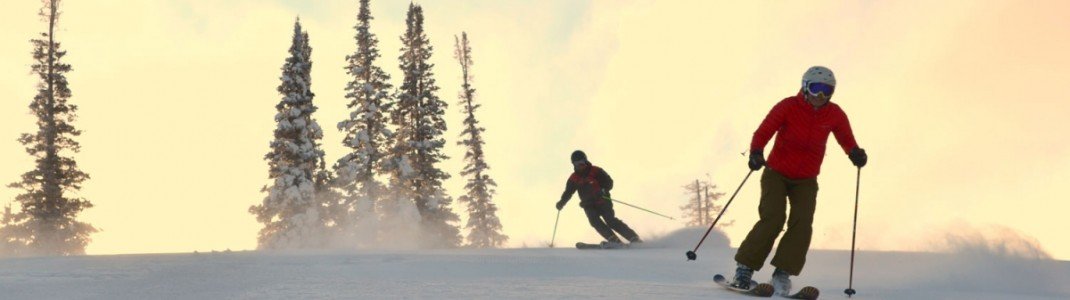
(735, 168), (818, 276)
(583, 201), (640, 243)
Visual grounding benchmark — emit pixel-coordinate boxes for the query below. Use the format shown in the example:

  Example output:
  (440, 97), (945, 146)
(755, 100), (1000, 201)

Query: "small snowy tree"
(680, 178), (730, 227)
(332, 0), (394, 247)
(383, 3), (461, 248)
(454, 32), (507, 248)
(1, 0), (96, 257)
(249, 19), (337, 250)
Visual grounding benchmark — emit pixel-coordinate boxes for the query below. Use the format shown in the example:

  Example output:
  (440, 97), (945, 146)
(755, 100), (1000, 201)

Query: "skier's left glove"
(600, 189), (611, 200)
(556, 200), (567, 210)
(849, 147), (868, 168)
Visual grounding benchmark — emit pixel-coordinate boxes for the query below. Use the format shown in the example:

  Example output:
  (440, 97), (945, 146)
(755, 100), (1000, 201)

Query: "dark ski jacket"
(560, 162), (613, 208)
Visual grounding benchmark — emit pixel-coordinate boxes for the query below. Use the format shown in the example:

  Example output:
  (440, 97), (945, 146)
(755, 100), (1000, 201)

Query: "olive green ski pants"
(734, 168), (819, 276)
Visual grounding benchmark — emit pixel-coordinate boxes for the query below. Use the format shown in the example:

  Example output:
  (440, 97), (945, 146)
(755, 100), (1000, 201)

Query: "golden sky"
(2, 0), (1069, 260)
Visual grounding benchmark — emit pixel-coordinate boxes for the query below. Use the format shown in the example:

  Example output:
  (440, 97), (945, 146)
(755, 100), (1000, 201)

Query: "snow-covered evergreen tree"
(383, 3), (461, 248)
(1, 0), (96, 257)
(332, 0), (394, 246)
(680, 179), (729, 227)
(249, 19), (337, 250)
(453, 32), (507, 248)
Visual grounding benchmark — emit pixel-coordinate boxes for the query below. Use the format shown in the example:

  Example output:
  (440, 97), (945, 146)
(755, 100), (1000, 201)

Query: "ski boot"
(600, 236), (626, 249)
(730, 263), (756, 290)
(771, 268), (792, 296)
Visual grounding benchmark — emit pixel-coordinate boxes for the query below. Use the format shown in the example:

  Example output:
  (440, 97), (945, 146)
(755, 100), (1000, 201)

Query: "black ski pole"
(550, 210), (561, 248)
(686, 169), (754, 261)
(606, 197), (675, 220)
(845, 167), (861, 297)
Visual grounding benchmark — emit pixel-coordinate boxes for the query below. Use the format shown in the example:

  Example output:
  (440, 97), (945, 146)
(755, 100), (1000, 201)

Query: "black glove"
(600, 189), (611, 200)
(556, 200), (567, 210)
(849, 147), (868, 168)
(748, 150), (765, 171)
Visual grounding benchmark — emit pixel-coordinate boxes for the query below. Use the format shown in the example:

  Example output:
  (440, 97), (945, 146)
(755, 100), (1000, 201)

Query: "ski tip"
(752, 283), (775, 297)
(798, 286), (820, 299)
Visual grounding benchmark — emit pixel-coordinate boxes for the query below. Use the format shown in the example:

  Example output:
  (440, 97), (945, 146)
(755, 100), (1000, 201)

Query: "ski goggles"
(572, 160), (587, 167)
(806, 82), (835, 96)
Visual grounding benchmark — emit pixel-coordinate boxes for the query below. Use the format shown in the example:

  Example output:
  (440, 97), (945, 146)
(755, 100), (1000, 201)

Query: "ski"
(575, 242), (628, 249)
(780, 286), (819, 300)
(713, 274), (774, 297)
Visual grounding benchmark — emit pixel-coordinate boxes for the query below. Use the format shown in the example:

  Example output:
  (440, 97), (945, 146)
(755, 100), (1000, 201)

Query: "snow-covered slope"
(2, 229), (1067, 299)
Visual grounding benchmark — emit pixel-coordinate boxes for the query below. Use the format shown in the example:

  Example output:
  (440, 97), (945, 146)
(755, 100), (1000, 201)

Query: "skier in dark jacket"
(556, 150), (641, 245)
(730, 66), (868, 295)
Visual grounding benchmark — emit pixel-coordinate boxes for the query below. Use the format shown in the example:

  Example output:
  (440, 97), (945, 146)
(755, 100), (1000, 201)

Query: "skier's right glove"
(556, 200), (567, 210)
(748, 150), (765, 171)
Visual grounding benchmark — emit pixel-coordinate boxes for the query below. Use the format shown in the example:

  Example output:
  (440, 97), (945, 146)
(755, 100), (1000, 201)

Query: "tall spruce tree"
(1, 0), (96, 256)
(333, 0), (394, 246)
(453, 32), (507, 248)
(249, 19), (336, 249)
(384, 3), (461, 248)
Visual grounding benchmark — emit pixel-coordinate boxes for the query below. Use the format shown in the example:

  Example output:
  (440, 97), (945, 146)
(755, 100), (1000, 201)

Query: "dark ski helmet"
(571, 150), (588, 163)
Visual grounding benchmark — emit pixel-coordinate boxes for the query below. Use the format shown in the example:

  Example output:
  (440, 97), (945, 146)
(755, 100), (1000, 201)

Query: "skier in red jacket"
(730, 66), (868, 295)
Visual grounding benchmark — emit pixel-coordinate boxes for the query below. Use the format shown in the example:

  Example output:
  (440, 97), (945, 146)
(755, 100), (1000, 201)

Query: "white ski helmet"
(801, 66), (836, 90)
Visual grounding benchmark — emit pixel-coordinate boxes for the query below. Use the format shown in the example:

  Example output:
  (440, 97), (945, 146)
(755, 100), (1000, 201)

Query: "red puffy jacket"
(750, 92), (859, 179)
